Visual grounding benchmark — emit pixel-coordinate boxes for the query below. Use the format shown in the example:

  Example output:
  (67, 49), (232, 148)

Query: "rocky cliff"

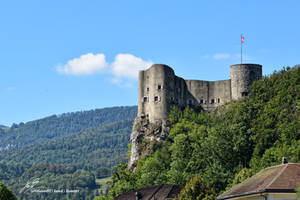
(128, 116), (171, 170)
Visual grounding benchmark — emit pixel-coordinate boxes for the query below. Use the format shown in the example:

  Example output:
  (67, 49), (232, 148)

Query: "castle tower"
(230, 64), (262, 100)
(138, 64), (175, 122)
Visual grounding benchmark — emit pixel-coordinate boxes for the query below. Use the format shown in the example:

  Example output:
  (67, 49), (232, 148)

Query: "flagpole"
(241, 34), (243, 64)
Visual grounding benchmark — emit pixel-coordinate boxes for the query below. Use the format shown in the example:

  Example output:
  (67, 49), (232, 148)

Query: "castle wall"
(138, 63), (262, 123)
(183, 80), (231, 110)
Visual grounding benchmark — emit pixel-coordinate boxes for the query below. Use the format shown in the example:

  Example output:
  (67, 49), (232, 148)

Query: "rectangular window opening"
(142, 96), (148, 103)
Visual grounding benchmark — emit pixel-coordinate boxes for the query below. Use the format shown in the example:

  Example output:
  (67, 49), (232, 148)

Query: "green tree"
(297, 183), (300, 197)
(177, 174), (215, 200)
(0, 181), (17, 200)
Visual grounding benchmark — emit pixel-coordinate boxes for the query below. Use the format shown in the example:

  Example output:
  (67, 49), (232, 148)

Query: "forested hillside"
(0, 106), (137, 149)
(99, 66), (300, 199)
(0, 106), (137, 199)
(0, 120), (133, 169)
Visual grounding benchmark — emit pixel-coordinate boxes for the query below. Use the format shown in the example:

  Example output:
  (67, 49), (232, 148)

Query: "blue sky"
(1, 1), (299, 126)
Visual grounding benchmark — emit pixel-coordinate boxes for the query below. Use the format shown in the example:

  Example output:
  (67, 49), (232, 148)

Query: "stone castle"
(129, 63), (262, 169)
(138, 63), (262, 122)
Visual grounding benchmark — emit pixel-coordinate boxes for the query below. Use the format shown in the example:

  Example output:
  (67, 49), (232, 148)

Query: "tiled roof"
(114, 184), (181, 200)
(218, 163), (300, 200)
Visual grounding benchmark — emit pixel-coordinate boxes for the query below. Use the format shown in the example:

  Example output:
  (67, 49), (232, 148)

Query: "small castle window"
(210, 99), (215, 104)
(142, 96), (148, 103)
(242, 92), (249, 97)
(154, 96), (160, 102)
(187, 99), (194, 105)
(146, 87), (150, 92)
(200, 99), (204, 104)
(157, 85), (162, 90)
(217, 98), (220, 103)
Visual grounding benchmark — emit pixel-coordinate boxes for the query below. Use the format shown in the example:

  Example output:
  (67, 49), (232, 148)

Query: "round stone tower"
(230, 64), (262, 100)
(138, 64), (175, 122)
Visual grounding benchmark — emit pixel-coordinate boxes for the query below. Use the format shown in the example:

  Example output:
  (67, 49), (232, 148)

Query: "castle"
(138, 63), (262, 122)
(129, 63), (262, 169)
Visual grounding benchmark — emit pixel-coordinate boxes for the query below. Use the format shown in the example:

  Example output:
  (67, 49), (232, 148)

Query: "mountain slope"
(0, 120), (133, 169)
(0, 106), (137, 149)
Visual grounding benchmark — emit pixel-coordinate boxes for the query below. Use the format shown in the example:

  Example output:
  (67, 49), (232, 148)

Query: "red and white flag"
(241, 35), (245, 43)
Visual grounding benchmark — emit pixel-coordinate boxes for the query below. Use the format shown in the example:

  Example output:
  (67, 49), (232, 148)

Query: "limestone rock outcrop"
(128, 116), (171, 171)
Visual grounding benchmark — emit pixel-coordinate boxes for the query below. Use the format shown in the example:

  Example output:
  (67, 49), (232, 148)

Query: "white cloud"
(213, 53), (230, 60)
(57, 53), (108, 75)
(57, 53), (153, 87)
(111, 54), (153, 78)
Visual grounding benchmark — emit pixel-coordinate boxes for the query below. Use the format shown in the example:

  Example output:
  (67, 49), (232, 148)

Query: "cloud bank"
(57, 53), (153, 81)
(57, 53), (108, 75)
(112, 54), (153, 78)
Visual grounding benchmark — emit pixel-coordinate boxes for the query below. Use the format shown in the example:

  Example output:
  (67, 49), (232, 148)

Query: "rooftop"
(218, 163), (300, 200)
(114, 184), (181, 200)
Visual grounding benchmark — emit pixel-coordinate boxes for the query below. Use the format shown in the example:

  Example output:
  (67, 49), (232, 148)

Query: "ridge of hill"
(0, 106), (137, 150)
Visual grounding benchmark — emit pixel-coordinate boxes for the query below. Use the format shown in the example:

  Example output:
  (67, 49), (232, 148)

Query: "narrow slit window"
(217, 98), (220, 103)
(146, 87), (150, 92)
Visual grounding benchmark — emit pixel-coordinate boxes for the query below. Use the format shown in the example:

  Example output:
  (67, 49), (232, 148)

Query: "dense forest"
(97, 66), (300, 199)
(0, 120), (133, 169)
(0, 106), (137, 150)
(0, 106), (137, 199)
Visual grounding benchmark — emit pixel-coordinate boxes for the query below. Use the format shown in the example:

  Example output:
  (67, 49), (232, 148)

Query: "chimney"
(282, 157), (288, 164)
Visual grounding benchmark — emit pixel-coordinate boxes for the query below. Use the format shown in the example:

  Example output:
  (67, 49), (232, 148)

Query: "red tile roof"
(218, 163), (300, 200)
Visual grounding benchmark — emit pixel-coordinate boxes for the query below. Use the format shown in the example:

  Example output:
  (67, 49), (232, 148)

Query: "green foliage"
(227, 168), (254, 190)
(177, 174), (215, 200)
(0, 106), (137, 200)
(94, 195), (111, 200)
(0, 120), (133, 171)
(107, 162), (137, 198)
(0, 106), (137, 149)
(297, 183), (300, 197)
(0, 181), (17, 200)
(96, 167), (111, 179)
(8, 163), (98, 200)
